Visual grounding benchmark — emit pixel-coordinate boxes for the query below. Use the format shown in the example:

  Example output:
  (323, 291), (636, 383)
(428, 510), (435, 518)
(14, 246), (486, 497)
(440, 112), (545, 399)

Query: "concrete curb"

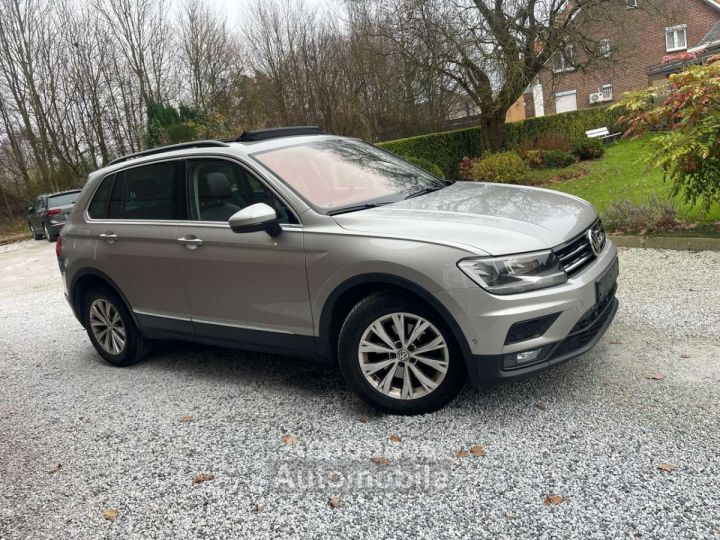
(610, 235), (720, 251)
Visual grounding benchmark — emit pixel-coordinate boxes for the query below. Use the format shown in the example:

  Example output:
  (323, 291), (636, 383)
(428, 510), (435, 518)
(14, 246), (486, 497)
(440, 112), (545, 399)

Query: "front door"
(174, 157), (314, 354)
(88, 160), (192, 336)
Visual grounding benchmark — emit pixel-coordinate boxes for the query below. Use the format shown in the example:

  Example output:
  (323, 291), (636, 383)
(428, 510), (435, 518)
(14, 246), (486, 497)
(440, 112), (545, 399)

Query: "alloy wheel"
(89, 298), (126, 355)
(358, 312), (449, 400)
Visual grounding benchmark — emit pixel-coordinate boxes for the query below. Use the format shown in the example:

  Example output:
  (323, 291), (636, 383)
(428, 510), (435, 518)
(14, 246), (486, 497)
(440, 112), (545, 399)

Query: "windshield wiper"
(405, 182), (452, 200)
(326, 202), (393, 216)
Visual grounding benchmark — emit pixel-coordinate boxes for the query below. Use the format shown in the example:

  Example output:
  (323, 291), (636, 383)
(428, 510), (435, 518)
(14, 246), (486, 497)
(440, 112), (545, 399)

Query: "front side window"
(666, 24), (687, 52)
(186, 159), (297, 224)
(251, 138), (446, 213)
(107, 161), (184, 220)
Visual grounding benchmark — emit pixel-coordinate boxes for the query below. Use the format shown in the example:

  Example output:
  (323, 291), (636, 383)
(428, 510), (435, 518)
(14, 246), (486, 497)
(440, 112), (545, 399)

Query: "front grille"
(554, 221), (605, 277)
(550, 286), (617, 359)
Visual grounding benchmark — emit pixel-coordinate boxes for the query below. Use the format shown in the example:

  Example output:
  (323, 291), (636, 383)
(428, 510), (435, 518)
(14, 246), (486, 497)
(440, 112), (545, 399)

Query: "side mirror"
(27, 206), (34, 214)
(228, 203), (281, 237)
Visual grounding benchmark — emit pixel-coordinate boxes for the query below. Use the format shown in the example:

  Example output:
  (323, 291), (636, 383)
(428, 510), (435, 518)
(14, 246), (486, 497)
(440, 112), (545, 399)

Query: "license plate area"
(596, 258), (619, 303)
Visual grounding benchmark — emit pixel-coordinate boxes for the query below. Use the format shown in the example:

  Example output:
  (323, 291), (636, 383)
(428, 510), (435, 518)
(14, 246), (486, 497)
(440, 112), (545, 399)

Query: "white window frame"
(599, 39), (611, 58)
(666, 24), (688, 52)
(555, 90), (578, 113)
(601, 84), (613, 101)
(552, 45), (575, 73)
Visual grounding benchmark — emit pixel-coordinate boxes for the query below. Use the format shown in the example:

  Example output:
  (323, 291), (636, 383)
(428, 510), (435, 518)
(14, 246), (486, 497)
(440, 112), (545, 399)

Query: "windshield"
(48, 192), (79, 208)
(251, 138), (445, 212)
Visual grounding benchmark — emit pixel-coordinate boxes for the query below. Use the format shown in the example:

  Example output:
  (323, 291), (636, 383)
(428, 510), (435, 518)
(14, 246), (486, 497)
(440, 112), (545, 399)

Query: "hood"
(332, 182), (597, 256)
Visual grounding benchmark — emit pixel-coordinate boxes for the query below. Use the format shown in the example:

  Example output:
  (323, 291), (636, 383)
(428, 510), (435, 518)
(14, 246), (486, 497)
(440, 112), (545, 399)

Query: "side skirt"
(136, 312), (318, 360)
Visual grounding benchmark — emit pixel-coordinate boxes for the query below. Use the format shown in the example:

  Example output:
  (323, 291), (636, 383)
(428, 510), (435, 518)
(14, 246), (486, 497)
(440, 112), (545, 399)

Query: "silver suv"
(57, 127), (618, 414)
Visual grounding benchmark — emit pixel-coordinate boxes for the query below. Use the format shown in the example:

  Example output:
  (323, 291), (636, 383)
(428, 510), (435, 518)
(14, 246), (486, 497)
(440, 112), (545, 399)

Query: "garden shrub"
(378, 107), (621, 179)
(541, 150), (576, 168)
(519, 132), (572, 153)
(524, 149), (544, 169)
(571, 137), (605, 160)
(603, 196), (677, 233)
(468, 152), (529, 184)
(401, 155), (445, 178)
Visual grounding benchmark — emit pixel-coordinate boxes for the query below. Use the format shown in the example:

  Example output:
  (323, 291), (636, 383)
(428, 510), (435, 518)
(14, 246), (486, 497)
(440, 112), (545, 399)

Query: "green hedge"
(377, 107), (622, 178)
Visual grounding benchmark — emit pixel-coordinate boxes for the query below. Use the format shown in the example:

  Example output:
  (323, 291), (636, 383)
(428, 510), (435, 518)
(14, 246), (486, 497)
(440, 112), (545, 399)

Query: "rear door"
(86, 160), (192, 337)
(174, 157), (314, 352)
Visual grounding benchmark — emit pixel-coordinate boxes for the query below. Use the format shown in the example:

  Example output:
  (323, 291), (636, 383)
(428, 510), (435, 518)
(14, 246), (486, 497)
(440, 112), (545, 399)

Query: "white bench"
(586, 126), (621, 143)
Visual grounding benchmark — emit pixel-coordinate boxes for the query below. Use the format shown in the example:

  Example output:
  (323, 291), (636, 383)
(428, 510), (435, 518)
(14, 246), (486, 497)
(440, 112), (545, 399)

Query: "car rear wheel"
(83, 287), (152, 367)
(43, 223), (57, 242)
(29, 222), (42, 240)
(338, 292), (466, 415)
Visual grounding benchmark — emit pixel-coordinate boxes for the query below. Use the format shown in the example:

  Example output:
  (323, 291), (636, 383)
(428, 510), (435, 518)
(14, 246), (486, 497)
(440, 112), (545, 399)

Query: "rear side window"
(107, 161), (185, 220)
(88, 176), (114, 219)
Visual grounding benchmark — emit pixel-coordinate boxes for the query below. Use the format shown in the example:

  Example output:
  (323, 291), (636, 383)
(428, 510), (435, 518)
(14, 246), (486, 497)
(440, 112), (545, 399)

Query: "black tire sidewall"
(83, 288), (147, 367)
(338, 293), (466, 415)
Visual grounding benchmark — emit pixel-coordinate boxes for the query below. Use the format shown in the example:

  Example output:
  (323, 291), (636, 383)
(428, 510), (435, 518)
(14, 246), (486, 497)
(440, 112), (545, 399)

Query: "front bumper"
(436, 241), (619, 385)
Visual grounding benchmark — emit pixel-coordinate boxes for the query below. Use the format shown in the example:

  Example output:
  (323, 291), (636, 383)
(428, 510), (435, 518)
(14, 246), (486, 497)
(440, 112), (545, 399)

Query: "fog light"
(516, 349), (542, 364)
(503, 347), (548, 370)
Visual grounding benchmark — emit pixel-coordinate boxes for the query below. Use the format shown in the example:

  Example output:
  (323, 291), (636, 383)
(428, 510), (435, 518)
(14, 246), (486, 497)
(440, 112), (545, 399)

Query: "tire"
(30, 222), (42, 241)
(42, 222), (57, 242)
(338, 292), (466, 415)
(83, 286), (153, 367)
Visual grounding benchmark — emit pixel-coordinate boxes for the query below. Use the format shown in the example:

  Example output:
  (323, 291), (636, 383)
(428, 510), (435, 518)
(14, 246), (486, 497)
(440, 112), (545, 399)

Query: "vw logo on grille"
(587, 224), (606, 256)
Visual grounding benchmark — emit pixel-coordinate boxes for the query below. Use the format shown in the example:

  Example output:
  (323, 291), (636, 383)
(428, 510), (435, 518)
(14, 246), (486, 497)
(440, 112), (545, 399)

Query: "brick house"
(526, 0), (720, 118)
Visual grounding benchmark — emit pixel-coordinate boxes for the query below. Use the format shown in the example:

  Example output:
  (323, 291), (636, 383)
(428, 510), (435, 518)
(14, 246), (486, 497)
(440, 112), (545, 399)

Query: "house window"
(552, 45), (575, 73)
(626, 0), (637, 8)
(601, 84), (613, 100)
(666, 24), (688, 52)
(599, 39), (611, 58)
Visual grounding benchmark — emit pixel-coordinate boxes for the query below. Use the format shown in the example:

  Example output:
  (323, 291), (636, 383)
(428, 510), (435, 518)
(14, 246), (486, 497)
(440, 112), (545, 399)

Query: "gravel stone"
(1, 242), (719, 539)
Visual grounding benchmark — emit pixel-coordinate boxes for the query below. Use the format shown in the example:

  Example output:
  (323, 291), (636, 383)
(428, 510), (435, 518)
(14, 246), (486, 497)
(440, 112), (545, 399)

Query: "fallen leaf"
(543, 494), (566, 506)
(102, 508), (118, 521)
(469, 445), (487, 457)
(328, 496), (341, 509)
(679, 354), (690, 359)
(327, 471), (341, 482)
(535, 402), (547, 411)
(358, 416), (369, 423)
(251, 504), (267, 513)
(282, 434), (298, 446)
(371, 456), (390, 465)
(609, 339), (623, 345)
(455, 450), (469, 458)
(646, 373), (666, 381)
(658, 463), (675, 473)
(388, 434), (402, 443)
(180, 416), (193, 423)
(192, 474), (215, 484)
(48, 463), (62, 475)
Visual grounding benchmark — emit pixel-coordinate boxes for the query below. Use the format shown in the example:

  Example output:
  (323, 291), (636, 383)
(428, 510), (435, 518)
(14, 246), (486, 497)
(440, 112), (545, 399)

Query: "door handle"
(177, 236), (204, 249)
(99, 232), (118, 243)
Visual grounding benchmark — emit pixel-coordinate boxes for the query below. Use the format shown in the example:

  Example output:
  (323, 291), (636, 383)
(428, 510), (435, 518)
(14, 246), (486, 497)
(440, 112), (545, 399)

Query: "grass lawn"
(528, 136), (720, 229)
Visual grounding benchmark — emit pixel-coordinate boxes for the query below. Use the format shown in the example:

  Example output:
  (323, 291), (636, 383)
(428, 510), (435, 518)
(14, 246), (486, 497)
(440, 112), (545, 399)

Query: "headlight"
(458, 250), (567, 295)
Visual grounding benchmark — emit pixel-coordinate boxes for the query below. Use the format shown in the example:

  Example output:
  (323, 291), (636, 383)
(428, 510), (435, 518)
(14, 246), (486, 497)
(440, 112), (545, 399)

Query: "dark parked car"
(27, 190), (81, 242)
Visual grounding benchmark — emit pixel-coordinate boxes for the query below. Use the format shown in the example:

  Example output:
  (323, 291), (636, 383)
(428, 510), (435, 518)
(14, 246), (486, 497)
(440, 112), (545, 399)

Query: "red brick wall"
(534, 0), (719, 116)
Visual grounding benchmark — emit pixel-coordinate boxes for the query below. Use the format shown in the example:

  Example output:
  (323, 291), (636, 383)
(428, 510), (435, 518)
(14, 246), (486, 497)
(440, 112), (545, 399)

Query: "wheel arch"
(69, 269), (143, 332)
(317, 273), (472, 366)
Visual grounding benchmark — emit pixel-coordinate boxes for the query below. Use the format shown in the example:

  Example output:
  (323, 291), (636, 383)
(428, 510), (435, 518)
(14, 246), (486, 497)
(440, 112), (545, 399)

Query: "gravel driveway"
(1, 241), (719, 539)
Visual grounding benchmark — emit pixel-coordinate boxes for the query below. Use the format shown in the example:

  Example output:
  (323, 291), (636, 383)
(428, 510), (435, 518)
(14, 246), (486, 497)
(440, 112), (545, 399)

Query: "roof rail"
(237, 126), (324, 142)
(107, 140), (230, 167)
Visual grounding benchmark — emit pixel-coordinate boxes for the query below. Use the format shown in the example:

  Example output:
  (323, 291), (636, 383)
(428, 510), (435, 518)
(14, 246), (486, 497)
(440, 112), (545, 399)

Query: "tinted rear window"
(88, 176), (115, 219)
(108, 161), (185, 220)
(48, 192), (79, 208)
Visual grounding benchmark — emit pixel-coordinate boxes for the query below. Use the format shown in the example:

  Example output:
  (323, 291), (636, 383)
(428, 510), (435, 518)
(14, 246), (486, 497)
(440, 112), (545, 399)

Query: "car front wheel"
(338, 292), (466, 415)
(83, 287), (152, 367)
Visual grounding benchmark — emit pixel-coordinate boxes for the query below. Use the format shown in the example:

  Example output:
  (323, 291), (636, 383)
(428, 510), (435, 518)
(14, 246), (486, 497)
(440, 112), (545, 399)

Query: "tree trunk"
(481, 110), (506, 153)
